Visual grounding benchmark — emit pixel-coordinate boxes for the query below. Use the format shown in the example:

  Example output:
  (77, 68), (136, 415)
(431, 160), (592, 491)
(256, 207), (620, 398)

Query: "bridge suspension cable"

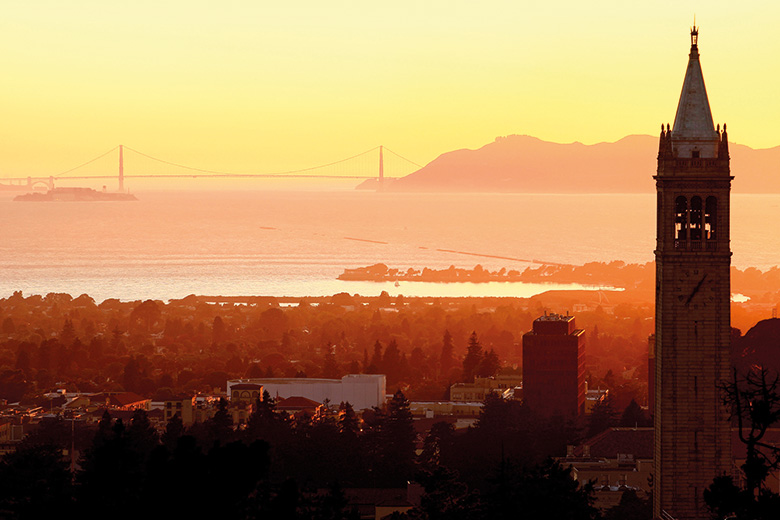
(54, 146), (119, 177)
(383, 147), (423, 169)
(123, 145), (384, 177)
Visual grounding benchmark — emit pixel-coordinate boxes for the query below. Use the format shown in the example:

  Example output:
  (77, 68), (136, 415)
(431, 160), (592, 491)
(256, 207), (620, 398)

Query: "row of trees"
(0, 291), (652, 405)
(0, 389), (650, 519)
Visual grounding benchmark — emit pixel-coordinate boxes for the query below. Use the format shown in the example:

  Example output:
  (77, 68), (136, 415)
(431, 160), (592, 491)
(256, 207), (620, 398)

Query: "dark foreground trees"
(0, 391), (605, 520)
(705, 367), (780, 520)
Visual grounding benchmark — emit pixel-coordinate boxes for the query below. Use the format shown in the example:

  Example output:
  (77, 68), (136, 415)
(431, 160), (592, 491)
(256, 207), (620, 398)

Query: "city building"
(230, 383), (264, 404)
(226, 374), (386, 411)
(563, 427), (653, 512)
(162, 395), (195, 426)
(653, 25), (733, 520)
(449, 374), (522, 402)
(522, 312), (585, 418)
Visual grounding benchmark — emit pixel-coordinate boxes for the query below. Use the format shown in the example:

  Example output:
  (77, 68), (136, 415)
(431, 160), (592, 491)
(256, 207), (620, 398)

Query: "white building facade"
(227, 374), (386, 411)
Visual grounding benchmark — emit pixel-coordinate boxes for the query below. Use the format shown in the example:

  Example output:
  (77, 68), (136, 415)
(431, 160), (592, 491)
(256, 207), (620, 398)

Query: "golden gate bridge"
(0, 145), (422, 191)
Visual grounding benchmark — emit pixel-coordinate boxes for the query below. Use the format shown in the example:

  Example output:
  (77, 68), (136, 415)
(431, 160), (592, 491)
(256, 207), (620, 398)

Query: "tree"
(245, 391), (289, 447)
(126, 409), (159, 461)
(408, 465), (484, 519)
(440, 330), (455, 375)
(78, 416), (147, 517)
(475, 348), (500, 378)
(587, 393), (618, 438)
(419, 421), (456, 468)
(15, 347), (32, 375)
(338, 401), (359, 438)
(705, 367), (780, 519)
(0, 443), (74, 518)
(60, 318), (76, 345)
(323, 348), (340, 379)
(122, 356), (143, 393)
(212, 315), (226, 343)
(604, 489), (651, 520)
(383, 340), (402, 384)
(366, 340), (383, 374)
(618, 398), (647, 427)
(162, 412), (185, 451)
(484, 459), (599, 520)
(704, 475), (780, 520)
(205, 397), (234, 446)
(382, 390), (417, 485)
(0, 369), (31, 403)
(1, 317), (15, 334)
(462, 332), (483, 382)
(129, 299), (162, 333)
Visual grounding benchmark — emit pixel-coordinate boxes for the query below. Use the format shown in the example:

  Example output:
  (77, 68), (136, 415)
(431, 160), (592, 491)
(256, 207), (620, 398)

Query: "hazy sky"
(2, 1), (778, 178)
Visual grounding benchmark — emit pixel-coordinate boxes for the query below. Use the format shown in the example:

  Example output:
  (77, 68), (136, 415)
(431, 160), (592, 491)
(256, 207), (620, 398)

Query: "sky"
(2, 1), (780, 181)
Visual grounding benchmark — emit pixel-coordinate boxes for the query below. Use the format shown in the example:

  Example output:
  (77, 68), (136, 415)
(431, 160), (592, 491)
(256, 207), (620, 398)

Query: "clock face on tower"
(674, 269), (716, 311)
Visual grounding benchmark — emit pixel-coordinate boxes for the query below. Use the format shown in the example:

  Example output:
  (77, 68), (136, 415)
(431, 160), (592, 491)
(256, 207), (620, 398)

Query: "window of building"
(705, 197), (717, 240)
(675, 196), (688, 240)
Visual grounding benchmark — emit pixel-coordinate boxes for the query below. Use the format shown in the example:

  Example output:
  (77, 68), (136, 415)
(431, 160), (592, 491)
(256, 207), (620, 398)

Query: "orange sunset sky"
(1, 1), (779, 180)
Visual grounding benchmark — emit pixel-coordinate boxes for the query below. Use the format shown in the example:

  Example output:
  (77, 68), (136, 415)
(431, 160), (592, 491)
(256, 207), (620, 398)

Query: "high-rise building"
(522, 312), (585, 418)
(653, 25), (733, 520)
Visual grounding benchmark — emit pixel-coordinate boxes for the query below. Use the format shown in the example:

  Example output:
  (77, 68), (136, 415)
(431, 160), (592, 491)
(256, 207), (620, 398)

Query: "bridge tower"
(379, 145), (384, 191)
(119, 144), (124, 192)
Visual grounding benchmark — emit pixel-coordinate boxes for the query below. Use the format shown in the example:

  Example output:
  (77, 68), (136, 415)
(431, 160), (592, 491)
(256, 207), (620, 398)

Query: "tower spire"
(672, 24), (717, 158)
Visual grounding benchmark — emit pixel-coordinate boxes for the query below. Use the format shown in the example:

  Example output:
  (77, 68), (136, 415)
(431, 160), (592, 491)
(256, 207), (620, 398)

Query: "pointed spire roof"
(672, 25), (716, 143)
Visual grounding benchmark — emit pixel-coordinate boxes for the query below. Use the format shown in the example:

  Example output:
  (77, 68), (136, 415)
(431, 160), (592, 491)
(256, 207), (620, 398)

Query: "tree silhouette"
(705, 367), (780, 519)
(462, 332), (483, 382)
(587, 393), (618, 438)
(0, 443), (73, 518)
(475, 348), (500, 378)
(381, 390), (417, 485)
(439, 330), (455, 375)
(161, 411), (185, 451)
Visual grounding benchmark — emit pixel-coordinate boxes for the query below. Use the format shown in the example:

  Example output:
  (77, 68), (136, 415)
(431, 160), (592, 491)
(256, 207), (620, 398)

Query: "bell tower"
(653, 25), (733, 520)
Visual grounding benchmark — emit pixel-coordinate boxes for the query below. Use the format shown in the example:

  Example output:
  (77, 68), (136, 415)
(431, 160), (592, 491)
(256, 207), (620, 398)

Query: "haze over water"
(1, 190), (777, 302)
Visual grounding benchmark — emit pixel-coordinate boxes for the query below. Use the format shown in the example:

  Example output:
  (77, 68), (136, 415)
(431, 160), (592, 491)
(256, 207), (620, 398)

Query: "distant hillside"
(376, 134), (780, 193)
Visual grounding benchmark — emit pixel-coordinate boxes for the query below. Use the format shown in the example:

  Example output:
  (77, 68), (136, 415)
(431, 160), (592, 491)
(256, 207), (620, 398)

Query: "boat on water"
(13, 187), (138, 202)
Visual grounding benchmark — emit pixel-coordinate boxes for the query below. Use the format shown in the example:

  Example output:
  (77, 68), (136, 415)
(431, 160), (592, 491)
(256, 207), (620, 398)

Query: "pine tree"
(382, 390), (416, 485)
(212, 315), (226, 344)
(366, 340), (383, 374)
(462, 331), (484, 382)
(338, 401), (359, 438)
(476, 348), (500, 378)
(440, 330), (455, 375)
(205, 397), (234, 446)
(383, 340), (402, 384)
(587, 393), (618, 438)
(161, 412), (185, 451)
(323, 347), (339, 379)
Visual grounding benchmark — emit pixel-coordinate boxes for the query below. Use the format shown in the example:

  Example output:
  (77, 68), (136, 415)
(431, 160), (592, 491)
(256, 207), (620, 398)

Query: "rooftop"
(534, 312), (574, 323)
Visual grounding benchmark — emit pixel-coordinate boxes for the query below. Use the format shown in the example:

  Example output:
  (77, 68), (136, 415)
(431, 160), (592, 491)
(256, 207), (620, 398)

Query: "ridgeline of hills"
(365, 134), (780, 193)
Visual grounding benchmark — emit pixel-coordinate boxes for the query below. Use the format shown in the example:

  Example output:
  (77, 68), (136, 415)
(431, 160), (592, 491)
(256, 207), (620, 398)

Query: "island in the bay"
(339, 261), (652, 290)
(14, 187), (138, 202)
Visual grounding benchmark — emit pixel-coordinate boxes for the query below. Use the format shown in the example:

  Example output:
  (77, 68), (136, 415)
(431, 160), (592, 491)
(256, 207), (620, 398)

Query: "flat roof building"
(227, 374), (386, 411)
(522, 312), (585, 418)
